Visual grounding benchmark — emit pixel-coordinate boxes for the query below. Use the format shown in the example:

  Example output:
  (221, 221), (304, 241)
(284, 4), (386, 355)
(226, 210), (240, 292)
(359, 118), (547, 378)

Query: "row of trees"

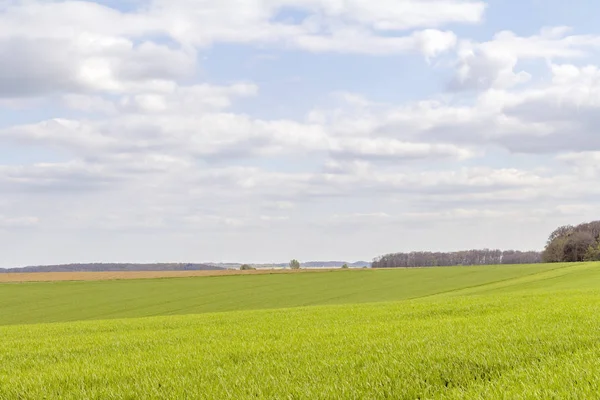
(372, 249), (541, 268)
(543, 221), (600, 262)
(239, 260), (301, 270)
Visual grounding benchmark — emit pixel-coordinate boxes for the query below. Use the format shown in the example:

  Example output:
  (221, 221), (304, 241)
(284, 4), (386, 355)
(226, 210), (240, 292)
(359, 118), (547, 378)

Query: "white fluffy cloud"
(0, 0), (482, 97)
(0, 35), (196, 96)
(452, 27), (600, 90)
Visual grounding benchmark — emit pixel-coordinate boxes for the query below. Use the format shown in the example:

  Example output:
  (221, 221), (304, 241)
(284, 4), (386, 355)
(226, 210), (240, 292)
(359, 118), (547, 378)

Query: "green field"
(1, 263), (599, 398)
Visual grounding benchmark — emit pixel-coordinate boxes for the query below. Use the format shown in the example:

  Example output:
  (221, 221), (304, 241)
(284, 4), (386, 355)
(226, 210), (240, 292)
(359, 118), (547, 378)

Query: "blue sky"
(1, 0), (600, 267)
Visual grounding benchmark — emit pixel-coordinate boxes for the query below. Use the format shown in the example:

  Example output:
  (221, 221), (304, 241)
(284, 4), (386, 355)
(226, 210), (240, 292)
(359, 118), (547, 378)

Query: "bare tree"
(563, 231), (596, 262)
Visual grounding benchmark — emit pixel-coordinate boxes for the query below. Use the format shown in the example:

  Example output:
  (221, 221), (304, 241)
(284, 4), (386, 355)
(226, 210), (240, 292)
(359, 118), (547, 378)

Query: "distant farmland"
(0, 267), (338, 283)
(1, 263), (599, 398)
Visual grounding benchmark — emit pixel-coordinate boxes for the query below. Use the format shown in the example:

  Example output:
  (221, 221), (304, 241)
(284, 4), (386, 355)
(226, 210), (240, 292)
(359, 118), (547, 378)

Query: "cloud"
(0, 37), (81, 97)
(0, 82), (260, 155)
(0, 34), (196, 97)
(328, 138), (473, 161)
(0, 160), (121, 193)
(497, 63), (600, 153)
(62, 95), (118, 114)
(290, 27), (457, 56)
(557, 152), (600, 179)
(311, 56), (600, 156)
(451, 27), (600, 91)
(0, 215), (39, 228)
(0, 0), (481, 99)
(0, 0), (483, 99)
(150, 0), (484, 43)
(308, 0), (485, 31)
(2, 90), (479, 166)
(0, 1), (190, 97)
(118, 83), (259, 114)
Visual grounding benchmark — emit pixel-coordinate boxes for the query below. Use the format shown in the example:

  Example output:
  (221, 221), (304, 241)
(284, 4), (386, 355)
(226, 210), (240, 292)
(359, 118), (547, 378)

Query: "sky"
(2, 0), (600, 267)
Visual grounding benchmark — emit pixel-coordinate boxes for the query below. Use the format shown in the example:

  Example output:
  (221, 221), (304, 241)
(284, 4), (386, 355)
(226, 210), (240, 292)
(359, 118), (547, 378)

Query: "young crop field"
(1, 262), (599, 399)
(0, 268), (337, 283)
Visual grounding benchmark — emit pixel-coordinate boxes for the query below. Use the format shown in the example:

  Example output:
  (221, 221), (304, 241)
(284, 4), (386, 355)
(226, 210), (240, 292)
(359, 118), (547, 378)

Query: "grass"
(0, 262), (599, 398)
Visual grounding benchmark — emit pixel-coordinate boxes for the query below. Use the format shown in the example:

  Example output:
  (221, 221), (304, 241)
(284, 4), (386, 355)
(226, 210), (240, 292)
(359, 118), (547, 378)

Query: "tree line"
(542, 220), (600, 262)
(372, 249), (542, 268)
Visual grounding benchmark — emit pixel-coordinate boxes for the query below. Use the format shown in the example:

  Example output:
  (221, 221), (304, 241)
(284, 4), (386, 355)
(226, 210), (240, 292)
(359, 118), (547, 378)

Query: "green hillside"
(1, 263), (600, 399)
(0, 263), (593, 326)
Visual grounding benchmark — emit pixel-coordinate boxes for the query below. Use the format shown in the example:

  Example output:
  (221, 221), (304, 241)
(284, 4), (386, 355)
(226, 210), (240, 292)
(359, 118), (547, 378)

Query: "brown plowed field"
(0, 268), (341, 283)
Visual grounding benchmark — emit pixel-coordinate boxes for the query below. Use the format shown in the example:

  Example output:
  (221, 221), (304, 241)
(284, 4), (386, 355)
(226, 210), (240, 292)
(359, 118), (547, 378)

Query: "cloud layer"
(1, 0), (600, 266)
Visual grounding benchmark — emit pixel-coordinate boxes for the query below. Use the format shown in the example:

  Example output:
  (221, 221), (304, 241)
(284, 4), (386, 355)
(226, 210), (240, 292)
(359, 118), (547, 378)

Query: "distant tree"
(289, 259), (301, 270)
(372, 249), (541, 268)
(240, 264), (254, 270)
(575, 221), (600, 241)
(542, 237), (568, 263)
(584, 243), (600, 262)
(547, 225), (574, 245)
(342, 264), (349, 269)
(563, 231), (596, 262)
(542, 220), (600, 263)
